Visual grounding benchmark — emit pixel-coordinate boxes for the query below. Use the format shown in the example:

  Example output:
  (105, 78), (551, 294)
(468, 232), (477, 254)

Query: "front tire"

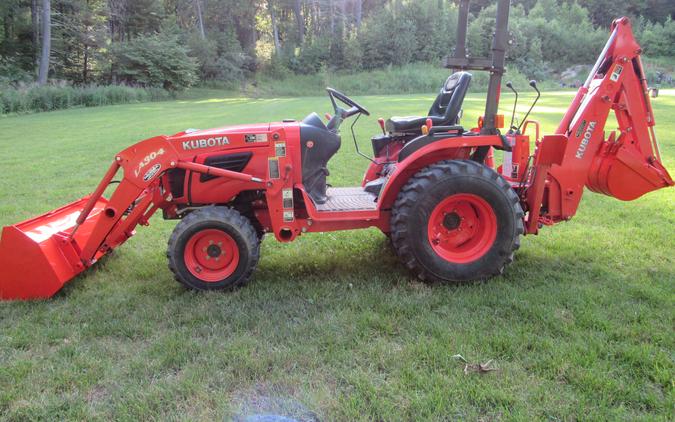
(167, 206), (260, 291)
(391, 160), (523, 282)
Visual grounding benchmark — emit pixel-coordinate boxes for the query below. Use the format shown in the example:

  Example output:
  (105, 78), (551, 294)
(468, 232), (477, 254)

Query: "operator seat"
(385, 72), (472, 134)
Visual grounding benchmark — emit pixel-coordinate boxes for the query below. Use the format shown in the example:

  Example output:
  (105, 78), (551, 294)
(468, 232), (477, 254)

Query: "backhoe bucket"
(0, 196), (108, 300)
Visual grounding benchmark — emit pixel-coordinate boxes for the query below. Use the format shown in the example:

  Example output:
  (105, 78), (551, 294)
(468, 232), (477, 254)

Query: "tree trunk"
(268, 0), (281, 56)
(234, 4), (258, 66)
(37, 0), (51, 85)
(195, 0), (205, 39)
(107, 0), (126, 43)
(293, 0), (304, 45)
(31, 0), (39, 61)
(329, 0), (334, 36)
(83, 44), (89, 84)
(338, 0), (346, 34)
(354, 0), (362, 29)
(4, 9), (12, 41)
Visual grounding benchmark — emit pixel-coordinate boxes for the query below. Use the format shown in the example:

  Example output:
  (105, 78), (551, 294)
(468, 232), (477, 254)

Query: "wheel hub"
(184, 229), (239, 282)
(443, 212), (461, 230)
(206, 244), (222, 258)
(427, 193), (497, 264)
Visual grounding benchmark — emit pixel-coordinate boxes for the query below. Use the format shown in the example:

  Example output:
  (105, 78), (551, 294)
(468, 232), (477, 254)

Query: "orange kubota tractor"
(0, 0), (672, 300)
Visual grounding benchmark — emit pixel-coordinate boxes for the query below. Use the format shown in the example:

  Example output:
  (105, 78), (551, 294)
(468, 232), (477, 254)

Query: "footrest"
(315, 187), (377, 212)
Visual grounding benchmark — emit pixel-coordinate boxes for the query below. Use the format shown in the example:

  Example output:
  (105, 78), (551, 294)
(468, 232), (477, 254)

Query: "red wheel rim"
(427, 193), (497, 264)
(183, 229), (239, 282)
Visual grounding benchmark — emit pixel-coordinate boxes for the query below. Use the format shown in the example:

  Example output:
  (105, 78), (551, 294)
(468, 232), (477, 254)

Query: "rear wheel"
(167, 206), (260, 291)
(391, 160), (523, 282)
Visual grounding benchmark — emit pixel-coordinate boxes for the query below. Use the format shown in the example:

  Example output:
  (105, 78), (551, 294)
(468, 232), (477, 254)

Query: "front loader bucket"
(0, 196), (108, 300)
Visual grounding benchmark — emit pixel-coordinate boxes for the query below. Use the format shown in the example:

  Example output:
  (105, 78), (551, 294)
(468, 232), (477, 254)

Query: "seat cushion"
(385, 115), (448, 134)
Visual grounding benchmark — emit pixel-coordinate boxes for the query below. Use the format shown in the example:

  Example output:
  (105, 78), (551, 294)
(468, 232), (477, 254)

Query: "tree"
(353, 0), (362, 29)
(195, 0), (205, 39)
(31, 0), (38, 62)
(37, 0), (50, 85)
(1, 0), (673, 89)
(292, 0), (304, 44)
(269, 0), (281, 56)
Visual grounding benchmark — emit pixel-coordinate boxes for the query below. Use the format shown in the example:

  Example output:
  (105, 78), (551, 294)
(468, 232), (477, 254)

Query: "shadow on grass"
(21, 233), (623, 307)
(5, 224), (667, 341)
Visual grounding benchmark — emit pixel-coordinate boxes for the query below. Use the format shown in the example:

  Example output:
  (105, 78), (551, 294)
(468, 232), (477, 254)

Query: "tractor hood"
(166, 121), (299, 153)
(169, 122), (272, 141)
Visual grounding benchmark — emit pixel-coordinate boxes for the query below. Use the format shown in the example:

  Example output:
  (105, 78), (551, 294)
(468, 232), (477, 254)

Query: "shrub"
(254, 62), (546, 97)
(187, 30), (249, 87)
(359, 11), (417, 69)
(0, 84), (172, 115)
(0, 56), (33, 85)
(113, 30), (198, 90)
(287, 37), (331, 75)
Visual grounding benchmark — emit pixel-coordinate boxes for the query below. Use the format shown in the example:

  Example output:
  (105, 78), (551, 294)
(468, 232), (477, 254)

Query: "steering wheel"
(326, 88), (370, 118)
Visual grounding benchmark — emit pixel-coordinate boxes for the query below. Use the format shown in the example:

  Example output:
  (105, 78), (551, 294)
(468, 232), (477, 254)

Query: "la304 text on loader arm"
(0, 0), (672, 300)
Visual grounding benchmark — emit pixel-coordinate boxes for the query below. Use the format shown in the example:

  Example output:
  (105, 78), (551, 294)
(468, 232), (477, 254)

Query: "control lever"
(517, 80), (541, 132)
(378, 118), (386, 135)
(505, 81), (519, 132)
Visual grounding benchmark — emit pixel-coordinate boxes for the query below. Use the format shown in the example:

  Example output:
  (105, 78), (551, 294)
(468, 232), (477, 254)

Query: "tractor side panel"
(186, 149), (269, 205)
(164, 123), (301, 208)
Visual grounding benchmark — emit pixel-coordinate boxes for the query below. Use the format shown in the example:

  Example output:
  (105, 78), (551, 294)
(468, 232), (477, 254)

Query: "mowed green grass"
(0, 88), (673, 421)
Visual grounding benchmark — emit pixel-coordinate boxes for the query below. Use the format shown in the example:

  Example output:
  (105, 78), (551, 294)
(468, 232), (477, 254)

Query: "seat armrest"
(429, 125), (464, 136)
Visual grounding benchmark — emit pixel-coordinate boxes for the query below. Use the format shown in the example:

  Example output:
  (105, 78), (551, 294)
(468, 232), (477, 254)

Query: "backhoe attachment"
(523, 17), (672, 233)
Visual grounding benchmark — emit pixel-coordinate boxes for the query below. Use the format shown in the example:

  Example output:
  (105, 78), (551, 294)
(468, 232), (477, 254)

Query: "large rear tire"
(167, 206), (260, 291)
(390, 160), (523, 282)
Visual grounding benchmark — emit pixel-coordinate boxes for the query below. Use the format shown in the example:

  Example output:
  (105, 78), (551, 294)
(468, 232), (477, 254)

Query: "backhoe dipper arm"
(525, 18), (673, 233)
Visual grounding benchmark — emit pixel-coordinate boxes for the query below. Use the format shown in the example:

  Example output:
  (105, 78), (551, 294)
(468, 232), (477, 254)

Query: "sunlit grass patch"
(0, 90), (673, 420)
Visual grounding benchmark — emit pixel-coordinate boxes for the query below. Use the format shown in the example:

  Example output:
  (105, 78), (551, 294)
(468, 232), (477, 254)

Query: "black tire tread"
(167, 206), (260, 290)
(390, 160), (524, 282)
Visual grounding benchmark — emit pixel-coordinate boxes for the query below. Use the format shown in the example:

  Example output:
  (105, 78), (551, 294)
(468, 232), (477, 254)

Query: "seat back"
(427, 72), (472, 125)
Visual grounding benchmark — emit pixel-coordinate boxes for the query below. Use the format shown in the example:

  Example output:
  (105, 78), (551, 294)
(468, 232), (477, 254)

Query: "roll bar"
(445, 0), (511, 136)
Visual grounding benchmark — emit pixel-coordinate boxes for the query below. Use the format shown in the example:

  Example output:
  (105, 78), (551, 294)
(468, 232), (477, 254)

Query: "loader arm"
(0, 136), (262, 299)
(72, 137), (263, 265)
(524, 18), (673, 234)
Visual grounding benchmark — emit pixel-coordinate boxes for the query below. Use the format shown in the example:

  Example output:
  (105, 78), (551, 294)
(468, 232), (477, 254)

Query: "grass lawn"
(0, 88), (673, 421)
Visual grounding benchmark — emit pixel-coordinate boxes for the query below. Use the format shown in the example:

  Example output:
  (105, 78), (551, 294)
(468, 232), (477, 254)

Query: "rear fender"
(378, 135), (504, 209)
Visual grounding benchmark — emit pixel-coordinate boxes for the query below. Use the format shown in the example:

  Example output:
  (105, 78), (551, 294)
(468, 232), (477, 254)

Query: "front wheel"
(167, 206), (260, 291)
(390, 160), (524, 282)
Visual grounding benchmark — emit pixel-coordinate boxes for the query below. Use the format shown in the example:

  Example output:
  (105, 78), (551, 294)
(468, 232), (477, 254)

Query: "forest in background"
(1, 0), (674, 113)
